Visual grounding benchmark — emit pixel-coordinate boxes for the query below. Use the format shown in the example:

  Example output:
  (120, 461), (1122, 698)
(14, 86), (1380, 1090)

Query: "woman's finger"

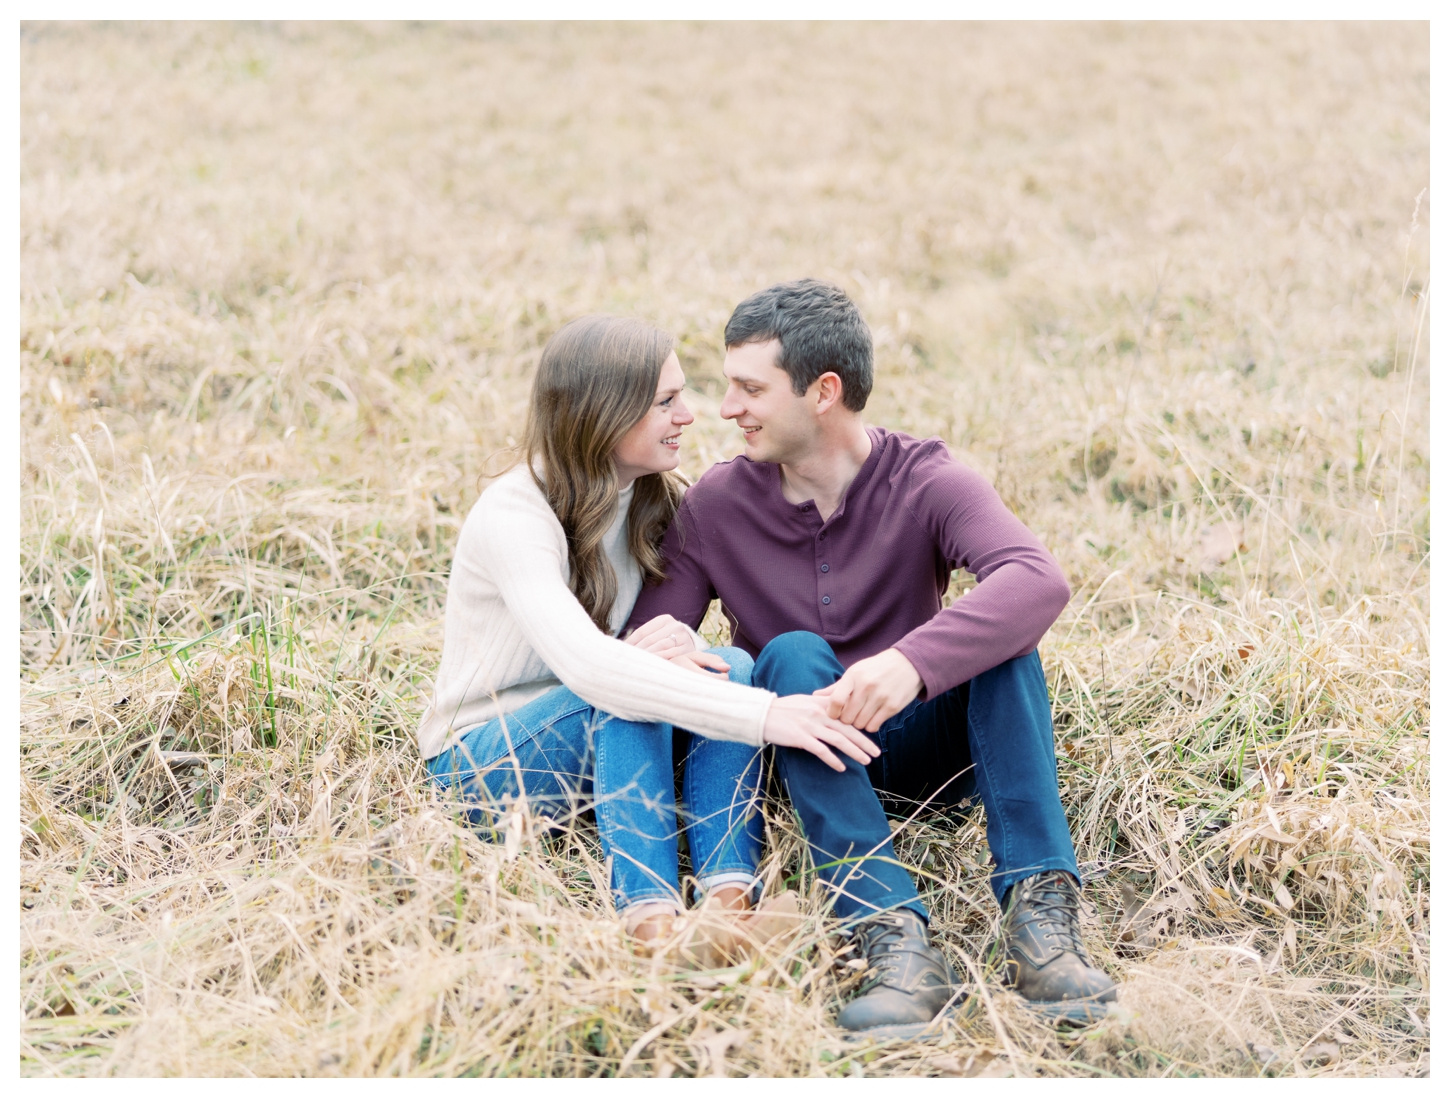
(820, 728), (873, 766)
(798, 735), (846, 772)
(626, 615), (680, 651)
(828, 718), (881, 757)
(641, 631), (692, 656)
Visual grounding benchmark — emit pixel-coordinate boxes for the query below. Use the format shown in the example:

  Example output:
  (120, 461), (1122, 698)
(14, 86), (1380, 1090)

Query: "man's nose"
(719, 391), (741, 420)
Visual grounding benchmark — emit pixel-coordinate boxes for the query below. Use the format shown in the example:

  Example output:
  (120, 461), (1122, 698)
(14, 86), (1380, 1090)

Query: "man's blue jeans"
(752, 631), (1079, 925)
(427, 647), (764, 914)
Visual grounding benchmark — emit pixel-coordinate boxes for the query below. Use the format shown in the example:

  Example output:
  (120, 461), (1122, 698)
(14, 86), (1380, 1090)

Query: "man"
(625, 278), (1115, 1038)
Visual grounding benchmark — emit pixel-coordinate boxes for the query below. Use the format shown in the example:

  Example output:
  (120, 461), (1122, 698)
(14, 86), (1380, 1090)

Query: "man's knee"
(752, 631), (839, 693)
(775, 740), (872, 804)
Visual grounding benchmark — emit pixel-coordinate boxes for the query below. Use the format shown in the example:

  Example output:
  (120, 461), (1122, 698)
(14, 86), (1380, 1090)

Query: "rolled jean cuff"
(692, 871), (760, 906)
(618, 894), (685, 922)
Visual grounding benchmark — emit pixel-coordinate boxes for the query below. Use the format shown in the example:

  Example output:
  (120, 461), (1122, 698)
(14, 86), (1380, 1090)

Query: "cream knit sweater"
(416, 464), (775, 760)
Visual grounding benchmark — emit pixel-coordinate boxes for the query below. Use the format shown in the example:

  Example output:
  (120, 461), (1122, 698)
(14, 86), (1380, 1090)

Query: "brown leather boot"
(835, 910), (959, 1039)
(1001, 871), (1117, 1023)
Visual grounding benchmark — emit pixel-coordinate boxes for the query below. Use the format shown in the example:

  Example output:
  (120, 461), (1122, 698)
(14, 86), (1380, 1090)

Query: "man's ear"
(813, 371), (845, 415)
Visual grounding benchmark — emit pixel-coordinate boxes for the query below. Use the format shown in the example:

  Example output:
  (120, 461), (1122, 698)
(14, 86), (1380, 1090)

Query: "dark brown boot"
(1001, 871), (1117, 1023)
(835, 910), (959, 1039)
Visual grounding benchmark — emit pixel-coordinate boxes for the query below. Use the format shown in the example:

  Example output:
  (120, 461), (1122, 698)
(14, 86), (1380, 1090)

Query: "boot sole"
(1020, 995), (1114, 1026)
(838, 989), (968, 1043)
(839, 1016), (949, 1043)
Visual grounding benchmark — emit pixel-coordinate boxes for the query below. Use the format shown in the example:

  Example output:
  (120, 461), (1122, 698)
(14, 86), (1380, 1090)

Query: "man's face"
(719, 339), (818, 464)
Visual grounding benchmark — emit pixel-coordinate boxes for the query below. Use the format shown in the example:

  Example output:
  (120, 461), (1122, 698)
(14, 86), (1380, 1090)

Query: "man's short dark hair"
(723, 278), (874, 412)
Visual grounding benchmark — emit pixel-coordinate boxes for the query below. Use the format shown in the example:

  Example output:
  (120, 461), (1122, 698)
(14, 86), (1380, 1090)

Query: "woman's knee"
(706, 645), (755, 685)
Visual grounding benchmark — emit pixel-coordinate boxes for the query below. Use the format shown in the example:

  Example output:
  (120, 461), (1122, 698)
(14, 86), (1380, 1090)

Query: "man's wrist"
(888, 647), (927, 699)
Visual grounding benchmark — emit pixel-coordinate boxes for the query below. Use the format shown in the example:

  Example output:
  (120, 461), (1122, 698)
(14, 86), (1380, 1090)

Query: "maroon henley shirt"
(626, 427), (1073, 702)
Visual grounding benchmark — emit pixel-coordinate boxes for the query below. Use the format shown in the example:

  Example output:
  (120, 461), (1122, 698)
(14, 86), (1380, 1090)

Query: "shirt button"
(821, 596), (831, 604)
(820, 563), (830, 573)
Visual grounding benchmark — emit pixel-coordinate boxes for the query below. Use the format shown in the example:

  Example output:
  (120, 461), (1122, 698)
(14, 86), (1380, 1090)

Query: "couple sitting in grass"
(417, 279), (1116, 1038)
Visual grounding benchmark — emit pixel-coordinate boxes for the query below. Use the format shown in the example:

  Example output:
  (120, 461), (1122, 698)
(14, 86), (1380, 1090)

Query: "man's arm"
(892, 452), (1072, 700)
(819, 448), (1071, 730)
(624, 492), (717, 637)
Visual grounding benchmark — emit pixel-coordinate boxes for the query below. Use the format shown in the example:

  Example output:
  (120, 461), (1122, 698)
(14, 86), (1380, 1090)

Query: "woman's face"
(613, 352), (693, 485)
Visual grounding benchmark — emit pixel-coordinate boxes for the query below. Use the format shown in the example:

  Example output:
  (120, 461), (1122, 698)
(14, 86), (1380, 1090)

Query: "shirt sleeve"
(624, 492), (717, 635)
(479, 495), (771, 745)
(891, 450), (1073, 700)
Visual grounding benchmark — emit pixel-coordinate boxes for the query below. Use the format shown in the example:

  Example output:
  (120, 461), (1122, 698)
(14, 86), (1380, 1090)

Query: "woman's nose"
(674, 403), (694, 425)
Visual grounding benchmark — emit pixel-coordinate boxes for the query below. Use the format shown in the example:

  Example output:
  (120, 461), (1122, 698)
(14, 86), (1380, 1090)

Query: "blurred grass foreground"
(19, 21), (1428, 1077)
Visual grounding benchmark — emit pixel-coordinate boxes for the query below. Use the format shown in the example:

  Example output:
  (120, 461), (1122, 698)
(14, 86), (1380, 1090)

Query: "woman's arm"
(475, 485), (772, 745)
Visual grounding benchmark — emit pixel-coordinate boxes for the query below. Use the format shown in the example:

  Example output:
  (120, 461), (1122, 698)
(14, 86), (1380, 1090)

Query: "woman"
(418, 315), (878, 953)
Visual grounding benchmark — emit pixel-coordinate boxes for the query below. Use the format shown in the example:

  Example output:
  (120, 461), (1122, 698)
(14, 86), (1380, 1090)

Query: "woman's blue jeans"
(426, 647), (764, 914)
(752, 631), (1079, 926)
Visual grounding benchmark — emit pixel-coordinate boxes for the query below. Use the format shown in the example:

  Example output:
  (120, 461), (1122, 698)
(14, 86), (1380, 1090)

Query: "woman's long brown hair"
(523, 315), (685, 633)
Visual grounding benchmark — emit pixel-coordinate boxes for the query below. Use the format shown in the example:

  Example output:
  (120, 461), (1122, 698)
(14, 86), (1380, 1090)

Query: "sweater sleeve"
(891, 450), (1073, 700)
(478, 488), (772, 745)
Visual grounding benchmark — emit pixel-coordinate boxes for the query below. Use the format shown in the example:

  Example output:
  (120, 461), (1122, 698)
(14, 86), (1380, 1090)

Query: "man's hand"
(762, 695), (881, 773)
(623, 614), (698, 659)
(814, 648), (924, 732)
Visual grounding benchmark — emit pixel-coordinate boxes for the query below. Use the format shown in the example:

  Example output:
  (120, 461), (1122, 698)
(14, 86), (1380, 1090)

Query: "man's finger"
(837, 682), (868, 727)
(847, 694), (879, 732)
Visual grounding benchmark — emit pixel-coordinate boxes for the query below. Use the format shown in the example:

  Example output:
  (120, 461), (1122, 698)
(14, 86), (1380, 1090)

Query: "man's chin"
(740, 432), (770, 461)
(742, 441), (772, 462)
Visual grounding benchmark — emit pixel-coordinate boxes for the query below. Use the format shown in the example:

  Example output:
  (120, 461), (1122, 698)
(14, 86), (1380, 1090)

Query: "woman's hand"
(762, 695), (882, 773)
(669, 651), (731, 678)
(624, 613), (699, 659)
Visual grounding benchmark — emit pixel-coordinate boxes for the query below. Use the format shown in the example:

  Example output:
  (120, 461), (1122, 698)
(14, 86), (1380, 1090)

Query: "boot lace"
(850, 913), (915, 992)
(1011, 871), (1090, 963)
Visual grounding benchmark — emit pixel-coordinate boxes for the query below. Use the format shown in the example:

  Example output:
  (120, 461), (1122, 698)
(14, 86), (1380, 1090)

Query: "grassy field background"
(20, 21), (1429, 1077)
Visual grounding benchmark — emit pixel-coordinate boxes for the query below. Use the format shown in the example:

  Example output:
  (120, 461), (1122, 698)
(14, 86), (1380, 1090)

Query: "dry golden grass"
(19, 21), (1429, 1077)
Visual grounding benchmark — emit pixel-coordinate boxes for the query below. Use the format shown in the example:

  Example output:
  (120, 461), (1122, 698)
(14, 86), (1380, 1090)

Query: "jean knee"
(706, 645), (755, 685)
(753, 631), (836, 691)
(759, 631), (832, 660)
